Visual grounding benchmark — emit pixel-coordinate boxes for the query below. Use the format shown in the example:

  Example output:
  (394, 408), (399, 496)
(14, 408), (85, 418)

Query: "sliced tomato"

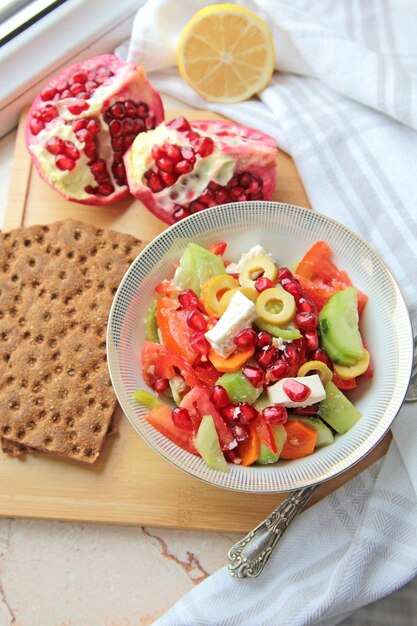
(154, 352), (202, 388)
(254, 417), (277, 454)
(141, 341), (169, 385)
(194, 361), (220, 388)
(208, 241), (227, 256)
(332, 374), (357, 390)
(156, 297), (197, 364)
(145, 404), (197, 454)
(154, 279), (181, 297)
(180, 387), (236, 451)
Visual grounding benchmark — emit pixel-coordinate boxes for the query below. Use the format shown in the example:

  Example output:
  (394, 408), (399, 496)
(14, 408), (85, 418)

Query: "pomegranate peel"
(25, 54), (164, 205)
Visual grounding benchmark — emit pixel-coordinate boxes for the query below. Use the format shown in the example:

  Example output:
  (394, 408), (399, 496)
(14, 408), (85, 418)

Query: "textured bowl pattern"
(107, 202), (413, 493)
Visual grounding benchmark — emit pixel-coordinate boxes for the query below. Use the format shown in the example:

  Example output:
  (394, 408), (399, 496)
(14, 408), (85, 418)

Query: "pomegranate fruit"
(25, 55), (164, 205)
(124, 116), (277, 224)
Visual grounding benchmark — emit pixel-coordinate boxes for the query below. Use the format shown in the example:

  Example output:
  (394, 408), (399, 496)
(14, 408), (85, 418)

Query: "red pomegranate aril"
(147, 172), (164, 193)
(262, 405), (288, 424)
(283, 379), (311, 403)
(295, 311), (318, 331)
(190, 200), (206, 212)
(256, 345), (279, 368)
(56, 156), (75, 171)
(46, 136), (65, 155)
(137, 103), (149, 118)
(171, 406), (192, 429)
(230, 185), (244, 198)
(160, 172), (176, 186)
(90, 160), (107, 176)
(110, 102), (125, 119)
(187, 309), (207, 332)
(232, 423), (250, 442)
(173, 207), (191, 221)
(112, 162), (126, 179)
(282, 278), (303, 301)
(165, 144), (182, 161)
(181, 147), (194, 160)
(190, 332), (211, 355)
(63, 142), (79, 160)
(304, 330), (319, 352)
(238, 402), (259, 424)
(277, 267), (293, 282)
(70, 71), (87, 85)
(133, 119), (145, 133)
(72, 119), (87, 132)
(255, 276), (275, 292)
(214, 190), (229, 204)
(86, 119), (100, 134)
(187, 131), (200, 142)
(68, 100), (89, 115)
(256, 331), (272, 349)
(84, 144), (97, 160)
(233, 328), (257, 349)
(124, 100), (137, 117)
(40, 105), (58, 123)
(293, 403), (320, 416)
(222, 405), (236, 423)
(297, 297), (315, 313)
(156, 156), (174, 173)
(242, 365), (265, 388)
(175, 160), (193, 175)
(109, 119), (123, 137)
(70, 82), (85, 95)
(267, 359), (288, 381)
(312, 348), (333, 369)
(76, 129), (93, 144)
(284, 344), (298, 365)
(153, 378), (169, 393)
(195, 136), (214, 157)
(121, 118), (133, 134)
(211, 385), (230, 409)
(168, 116), (191, 132)
(238, 172), (252, 187)
(178, 289), (200, 309)
(98, 182), (115, 196)
(40, 86), (57, 101)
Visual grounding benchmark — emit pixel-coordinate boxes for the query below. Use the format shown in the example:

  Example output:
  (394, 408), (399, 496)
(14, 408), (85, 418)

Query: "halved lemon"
(177, 4), (275, 103)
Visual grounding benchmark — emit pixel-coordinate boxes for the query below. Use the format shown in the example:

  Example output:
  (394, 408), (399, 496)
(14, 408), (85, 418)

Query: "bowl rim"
(107, 201), (414, 493)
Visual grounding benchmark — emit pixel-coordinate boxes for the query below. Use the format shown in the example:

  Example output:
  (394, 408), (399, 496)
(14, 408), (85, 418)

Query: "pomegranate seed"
(76, 129), (93, 144)
(255, 277), (275, 292)
(147, 173), (164, 193)
(224, 450), (241, 464)
(282, 278), (303, 301)
(190, 200), (206, 212)
(109, 119), (123, 137)
(56, 156), (75, 171)
(222, 405), (236, 423)
(283, 379), (311, 403)
(171, 407), (192, 429)
(61, 89), (72, 99)
(178, 289), (199, 309)
(98, 182), (115, 196)
(153, 378), (168, 393)
(267, 359), (288, 381)
(230, 186), (244, 198)
(304, 330), (319, 352)
(214, 190), (229, 204)
(312, 348), (333, 369)
(165, 144), (182, 161)
(256, 345), (279, 368)
(40, 86), (57, 101)
(85, 80), (98, 94)
(187, 131), (200, 142)
(175, 160), (193, 175)
(70, 71), (87, 84)
(133, 118), (145, 133)
(124, 100), (137, 117)
(90, 160), (107, 177)
(122, 118), (134, 134)
(256, 331), (272, 349)
(190, 332), (211, 355)
(195, 136), (214, 157)
(160, 172), (176, 186)
(86, 119), (100, 134)
(211, 385), (230, 408)
(293, 403), (320, 416)
(237, 172), (252, 188)
(295, 312), (318, 331)
(84, 185), (96, 195)
(110, 102), (125, 119)
(232, 423), (250, 442)
(151, 144), (164, 160)
(173, 207), (191, 221)
(70, 82), (85, 95)
(137, 103), (149, 118)
(112, 162), (126, 180)
(84, 144), (98, 160)
(63, 141), (79, 161)
(72, 119), (87, 132)
(40, 105), (58, 123)
(168, 116), (191, 132)
(46, 136), (65, 155)
(262, 405), (288, 424)
(181, 147), (194, 160)
(156, 157), (174, 173)
(238, 403), (259, 424)
(277, 267), (293, 282)
(297, 298), (315, 313)
(187, 309), (207, 332)
(233, 328), (257, 349)
(68, 100), (89, 115)
(242, 365), (265, 388)
(284, 344), (298, 365)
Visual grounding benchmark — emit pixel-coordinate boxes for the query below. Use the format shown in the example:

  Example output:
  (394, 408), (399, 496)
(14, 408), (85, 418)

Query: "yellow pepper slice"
(333, 349), (370, 379)
(256, 287), (296, 325)
(201, 274), (238, 317)
(239, 256), (278, 289)
(297, 360), (333, 387)
(218, 287), (258, 315)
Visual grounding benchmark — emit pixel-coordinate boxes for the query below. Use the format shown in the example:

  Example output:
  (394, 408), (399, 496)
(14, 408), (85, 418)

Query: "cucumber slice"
(194, 414), (228, 472)
(173, 243), (225, 297)
(319, 381), (362, 434)
(288, 415), (334, 447)
(133, 389), (163, 409)
(255, 318), (302, 340)
(144, 300), (159, 343)
(254, 393), (270, 412)
(217, 369), (262, 405)
(318, 287), (365, 366)
(169, 376), (186, 405)
(257, 425), (287, 464)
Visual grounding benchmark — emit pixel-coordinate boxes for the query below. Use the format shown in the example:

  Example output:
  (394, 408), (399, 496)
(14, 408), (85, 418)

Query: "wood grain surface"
(0, 108), (390, 532)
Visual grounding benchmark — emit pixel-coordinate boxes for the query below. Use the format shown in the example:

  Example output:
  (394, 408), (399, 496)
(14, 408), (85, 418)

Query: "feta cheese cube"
(267, 375), (326, 408)
(226, 245), (275, 275)
(204, 291), (257, 358)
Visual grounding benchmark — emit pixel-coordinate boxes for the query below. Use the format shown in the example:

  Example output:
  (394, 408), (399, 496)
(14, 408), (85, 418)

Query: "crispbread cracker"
(0, 219), (143, 463)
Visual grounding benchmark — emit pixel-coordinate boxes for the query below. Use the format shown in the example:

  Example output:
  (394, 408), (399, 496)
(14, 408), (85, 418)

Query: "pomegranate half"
(25, 55), (164, 205)
(124, 117), (277, 224)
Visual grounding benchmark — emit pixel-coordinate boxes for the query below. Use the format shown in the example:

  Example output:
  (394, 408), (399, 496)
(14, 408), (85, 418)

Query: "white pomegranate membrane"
(124, 117), (277, 224)
(25, 54), (164, 205)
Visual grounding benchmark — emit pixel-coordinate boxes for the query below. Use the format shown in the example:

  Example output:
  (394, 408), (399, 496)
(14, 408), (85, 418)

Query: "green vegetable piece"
(254, 393), (270, 412)
(169, 376), (186, 405)
(173, 243), (225, 297)
(318, 287), (365, 366)
(133, 389), (163, 409)
(255, 318), (302, 340)
(319, 381), (362, 434)
(257, 425), (287, 464)
(194, 414), (228, 472)
(144, 300), (159, 343)
(217, 369), (262, 405)
(288, 415), (334, 447)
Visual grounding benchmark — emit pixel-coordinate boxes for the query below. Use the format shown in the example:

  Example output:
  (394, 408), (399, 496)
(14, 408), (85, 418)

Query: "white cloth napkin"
(117, 1), (417, 623)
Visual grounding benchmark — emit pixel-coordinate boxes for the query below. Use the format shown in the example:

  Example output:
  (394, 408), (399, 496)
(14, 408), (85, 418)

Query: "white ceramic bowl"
(107, 202), (413, 493)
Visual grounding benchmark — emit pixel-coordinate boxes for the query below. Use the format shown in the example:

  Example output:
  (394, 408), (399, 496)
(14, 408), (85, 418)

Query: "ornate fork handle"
(228, 485), (316, 578)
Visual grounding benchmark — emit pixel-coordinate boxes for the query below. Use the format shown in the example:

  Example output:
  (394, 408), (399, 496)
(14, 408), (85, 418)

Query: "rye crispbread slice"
(0, 219), (142, 463)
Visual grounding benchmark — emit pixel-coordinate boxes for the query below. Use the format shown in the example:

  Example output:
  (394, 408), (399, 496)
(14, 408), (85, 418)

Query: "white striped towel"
(117, 1), (417, 624)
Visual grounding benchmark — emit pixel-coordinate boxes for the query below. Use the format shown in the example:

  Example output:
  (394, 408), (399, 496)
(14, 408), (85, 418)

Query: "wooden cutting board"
(0, 108), (390, 532)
